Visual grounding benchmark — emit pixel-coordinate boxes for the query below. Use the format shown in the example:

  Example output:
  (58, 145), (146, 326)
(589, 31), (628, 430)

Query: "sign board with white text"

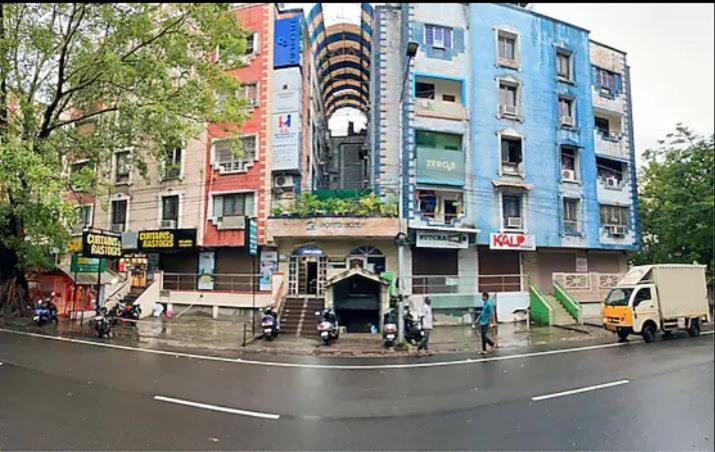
(489, 233), (536, 251)
(416, 231), (469, 249)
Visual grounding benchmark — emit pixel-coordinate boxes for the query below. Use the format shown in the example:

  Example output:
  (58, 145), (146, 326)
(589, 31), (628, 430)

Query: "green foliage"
(630, 125), (714, 283)
(0, 3), (252, 272)
(274, 192), (398, 218)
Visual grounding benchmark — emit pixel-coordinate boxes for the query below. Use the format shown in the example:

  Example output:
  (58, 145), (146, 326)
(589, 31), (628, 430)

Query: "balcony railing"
(162, 273), (265, 292)
(408, 274), (523, 294)
(594, 129), (627, 158)
(414, 98), (466, 120)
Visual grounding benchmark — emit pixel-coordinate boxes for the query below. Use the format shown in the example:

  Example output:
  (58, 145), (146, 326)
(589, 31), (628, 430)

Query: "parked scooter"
(403, 307), (425, 346)
(382, 308), (398, 347)
(32, 295), (58, 327)
(260, 307), (280, 341)
(108, 301), (141, 325)
(316, 308), (339, 345)
(93, 306), (112, 339)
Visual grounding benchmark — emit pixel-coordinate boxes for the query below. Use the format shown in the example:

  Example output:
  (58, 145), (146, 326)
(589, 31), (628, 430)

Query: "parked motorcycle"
(109, 301), (141, 325)
(93, 307), (112, 339)
(260, 307), (280, 341)
(382, 308), (398, 347)
(316, 308), (339, 345)
(403, 308), (424, 346)
(32, 297), (58, 327)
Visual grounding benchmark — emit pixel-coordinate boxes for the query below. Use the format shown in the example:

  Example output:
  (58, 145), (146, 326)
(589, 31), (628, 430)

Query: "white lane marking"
(532, 379), (630, 401)
(154, 395), (280, 420)
(1, 328), (712, 371)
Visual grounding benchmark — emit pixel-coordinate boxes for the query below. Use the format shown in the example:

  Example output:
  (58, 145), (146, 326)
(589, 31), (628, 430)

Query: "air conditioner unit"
(160, 219), (177, 229)
(416, 98), (433, 110)
(498, 57), (518, 68)
(562, 169), (576, 181)
(506, 217), (523, 228)
(606, 224), (626, 236)
(217, 215), (246, 230)
(560, 116), (575, 127)
(605, 176), (619, 188)
(274, 174), (295, 189)
(500, 104), (518, 116)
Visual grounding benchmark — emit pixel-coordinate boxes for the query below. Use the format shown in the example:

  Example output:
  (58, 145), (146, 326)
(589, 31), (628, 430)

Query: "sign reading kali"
(490, 233), (536, 251)
(137, 229), (197, 251)
(82, 230), (122, 258)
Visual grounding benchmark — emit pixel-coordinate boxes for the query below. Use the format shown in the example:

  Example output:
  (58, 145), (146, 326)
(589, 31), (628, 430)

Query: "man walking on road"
(478, 292), (496, 354)
(417, 296), (435, 356)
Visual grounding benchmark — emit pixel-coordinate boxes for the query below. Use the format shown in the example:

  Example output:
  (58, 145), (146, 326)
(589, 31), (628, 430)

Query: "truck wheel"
(617, 330), (629, 341)
(642, 323), (657, 343)
(687, 319), (701, 337)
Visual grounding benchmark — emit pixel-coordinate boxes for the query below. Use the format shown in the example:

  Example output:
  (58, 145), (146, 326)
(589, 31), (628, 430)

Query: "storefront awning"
(491, 179), (534, 190)
(58, 266), (123, 286)
(326, 267), (389, 287)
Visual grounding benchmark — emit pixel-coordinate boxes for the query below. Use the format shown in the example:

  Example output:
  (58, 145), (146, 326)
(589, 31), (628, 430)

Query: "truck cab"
(603, 264), (709, 343)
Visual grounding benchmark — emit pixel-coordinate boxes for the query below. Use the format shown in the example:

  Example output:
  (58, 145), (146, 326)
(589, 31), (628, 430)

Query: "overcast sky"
(295, 3), (714, 165)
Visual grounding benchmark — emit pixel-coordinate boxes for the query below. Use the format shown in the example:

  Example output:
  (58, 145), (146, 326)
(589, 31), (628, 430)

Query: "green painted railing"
(553, 281), (583, 324)
(529, 284), (555, 325)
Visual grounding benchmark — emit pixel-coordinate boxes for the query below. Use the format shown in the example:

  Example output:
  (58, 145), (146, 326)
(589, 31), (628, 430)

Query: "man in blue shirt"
(478, 292), (496, 354)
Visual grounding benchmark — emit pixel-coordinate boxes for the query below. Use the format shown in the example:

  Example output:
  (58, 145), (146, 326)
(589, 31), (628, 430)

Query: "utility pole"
(396, 40), (419, 345)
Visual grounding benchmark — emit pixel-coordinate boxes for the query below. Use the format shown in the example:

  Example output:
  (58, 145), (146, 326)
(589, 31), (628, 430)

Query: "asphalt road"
(1, 329), (713, 450)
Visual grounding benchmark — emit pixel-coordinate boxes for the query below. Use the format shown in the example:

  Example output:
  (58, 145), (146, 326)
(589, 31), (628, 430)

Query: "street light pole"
(397, 41), (419, 345)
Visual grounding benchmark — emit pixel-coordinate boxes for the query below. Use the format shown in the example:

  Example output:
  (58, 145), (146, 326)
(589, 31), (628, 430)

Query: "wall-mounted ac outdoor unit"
(605, 176), (619, 188)
(500, 104), (518, 116)
(562, 169), (576, 181)
(606, 224), (626, 236)
(217, 215), (246, 230)
(506, 217), (523, 228)
(274, 174), (295, 189)
(560, 115), (575, 127)
(160, 219), (177, 229)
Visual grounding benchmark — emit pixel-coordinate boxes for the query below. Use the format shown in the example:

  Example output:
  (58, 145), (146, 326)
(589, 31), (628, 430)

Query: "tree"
(631, 124), (714, 283)
(0, 3), (251, 316)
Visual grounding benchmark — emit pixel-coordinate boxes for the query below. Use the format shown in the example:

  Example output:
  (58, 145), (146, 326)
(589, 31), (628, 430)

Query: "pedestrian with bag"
(478, 292), (497, 354)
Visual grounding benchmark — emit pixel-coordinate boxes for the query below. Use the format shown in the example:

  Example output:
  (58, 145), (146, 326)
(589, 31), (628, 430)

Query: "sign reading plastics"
(82, 230), (122, 258)
(137, 229), (197, 251)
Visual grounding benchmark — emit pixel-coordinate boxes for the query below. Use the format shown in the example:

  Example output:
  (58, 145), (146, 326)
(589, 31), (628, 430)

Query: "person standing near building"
(417, 296), (435, 356)
(478, 292), (496, 355)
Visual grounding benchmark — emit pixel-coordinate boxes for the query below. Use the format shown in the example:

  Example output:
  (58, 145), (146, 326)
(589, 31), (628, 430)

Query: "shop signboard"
(416, 148), (465, 186)
(272, 90), (300, 113)
(259, 250), (278, 291)
(489, 232), (536, 251)
(70, 255), (106, 273)
(416, 231), (469, 249)
(247, 218), (258, 256)
(137, 229), (197, 251)
(271, 112), (301, 171)
(198, 251), (215, 290)
(67, 237), (82, 253)
(82, 230), (122, 258)
(122, 231), (138, 250)
(274, 16), (303, 68)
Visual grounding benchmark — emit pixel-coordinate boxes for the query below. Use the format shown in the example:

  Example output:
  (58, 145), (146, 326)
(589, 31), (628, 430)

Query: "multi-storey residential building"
(370, 3), (639, 321)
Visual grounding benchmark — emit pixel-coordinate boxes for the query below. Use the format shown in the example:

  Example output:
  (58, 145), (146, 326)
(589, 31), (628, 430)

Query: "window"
(213, 192), (254, 220)
(242, 82), (258, 106)
(418, 190), (437, 219)
(597, 157), (625, 187)
(595, 116), (610, 136)
(633, 288), (651, 307)
(497, 31), (517, 65)
(162, 195), (179, 223)
(245, 33), (256, 55)
(559, 97), (575, 127)
(503, 194), (523, 230)
(73, 205), (92, 234)
(557, 50), (572, 81)
(415, 82), (435, 99)
(214, 137), (256, 173)
(415, 131), (462, 151)
(115, 150), (131, 183)
(500, 136), (523, 175)
(163, 147), (182, 180)
(499, 81), (519, 116)
(563, 198), (579, 235)
(111, 200), (127, 232)
(595, 67), (616, 90)
(442, 94), (456, 103)
(600, 205), (628, 226)
(416, 190), (463, 225)
(425, 24), (452, 49)
(561, 146), (578, 180)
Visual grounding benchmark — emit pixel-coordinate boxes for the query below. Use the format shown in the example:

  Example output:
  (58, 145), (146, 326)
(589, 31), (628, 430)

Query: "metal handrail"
(162, 272), (266, 292)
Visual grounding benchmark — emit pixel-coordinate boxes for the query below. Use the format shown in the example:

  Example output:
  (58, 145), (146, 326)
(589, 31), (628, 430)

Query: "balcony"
(415, 98), (466, 121)
(594, 128), (627, 159)
(592, 87), (625, 113)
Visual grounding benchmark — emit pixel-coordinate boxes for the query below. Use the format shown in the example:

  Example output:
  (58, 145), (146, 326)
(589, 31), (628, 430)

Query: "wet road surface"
(1, 329), (712, 450)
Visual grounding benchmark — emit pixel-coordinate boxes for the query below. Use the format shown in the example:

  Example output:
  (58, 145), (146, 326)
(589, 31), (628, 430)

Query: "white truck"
(603, 264), (711, 343)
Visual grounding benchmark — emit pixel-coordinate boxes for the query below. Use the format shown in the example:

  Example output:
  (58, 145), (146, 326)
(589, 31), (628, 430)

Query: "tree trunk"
(0, 243), (32, 318)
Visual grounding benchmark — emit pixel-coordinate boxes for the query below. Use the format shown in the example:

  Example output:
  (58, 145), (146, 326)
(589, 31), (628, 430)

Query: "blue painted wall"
(467, 4), (636, 251)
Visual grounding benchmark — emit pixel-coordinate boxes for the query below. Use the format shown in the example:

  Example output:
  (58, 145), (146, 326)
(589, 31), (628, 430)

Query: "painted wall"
(468, 3), (638, 252)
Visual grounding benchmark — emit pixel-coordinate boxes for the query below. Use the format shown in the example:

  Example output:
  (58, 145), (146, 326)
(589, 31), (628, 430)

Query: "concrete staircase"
(279, 297), (325, 337)
(546, 294), (579, 326)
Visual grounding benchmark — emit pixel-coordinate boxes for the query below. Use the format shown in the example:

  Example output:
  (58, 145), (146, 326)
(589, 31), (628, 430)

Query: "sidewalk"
(3, 314), (703, 358)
